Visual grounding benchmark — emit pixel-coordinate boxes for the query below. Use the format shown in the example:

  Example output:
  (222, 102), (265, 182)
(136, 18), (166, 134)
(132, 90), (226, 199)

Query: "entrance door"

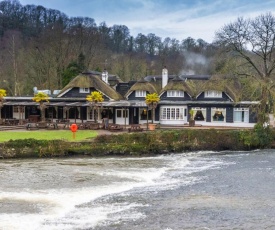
(116, 109), (129, 125)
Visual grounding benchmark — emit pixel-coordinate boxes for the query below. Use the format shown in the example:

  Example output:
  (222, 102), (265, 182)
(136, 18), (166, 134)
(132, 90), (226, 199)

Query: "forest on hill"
(0, 0), (221, 96)
(1, 0), (275, 119)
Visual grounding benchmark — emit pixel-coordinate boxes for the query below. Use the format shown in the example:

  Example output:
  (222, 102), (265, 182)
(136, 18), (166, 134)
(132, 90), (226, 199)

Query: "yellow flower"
(86, 91), (104, 103)
(145, 93), (160, 105)
(32, 92), (49, 103)
(0, 89), (7, 99)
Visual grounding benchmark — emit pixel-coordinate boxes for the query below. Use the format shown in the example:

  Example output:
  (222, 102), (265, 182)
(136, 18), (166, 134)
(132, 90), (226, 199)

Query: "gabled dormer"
(125, 79), (158, 101)
(57, 71), (123, 101)
(159, 76), (193, 101)
(196, 90), (233, 101)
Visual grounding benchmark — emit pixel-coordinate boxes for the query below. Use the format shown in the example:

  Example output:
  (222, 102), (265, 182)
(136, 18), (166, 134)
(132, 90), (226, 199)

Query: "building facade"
(0, 68), (258, 127)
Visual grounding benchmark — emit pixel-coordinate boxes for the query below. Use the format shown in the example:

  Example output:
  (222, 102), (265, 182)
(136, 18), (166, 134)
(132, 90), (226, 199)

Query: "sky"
(19, 0), (275, 43)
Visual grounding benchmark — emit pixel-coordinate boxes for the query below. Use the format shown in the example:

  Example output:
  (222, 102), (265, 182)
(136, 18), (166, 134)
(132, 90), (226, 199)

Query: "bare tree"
(215, 13), (275, 123)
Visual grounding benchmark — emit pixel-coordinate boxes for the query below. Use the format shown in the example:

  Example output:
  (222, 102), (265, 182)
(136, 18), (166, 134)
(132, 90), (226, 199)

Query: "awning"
(3, 101), (38, 106)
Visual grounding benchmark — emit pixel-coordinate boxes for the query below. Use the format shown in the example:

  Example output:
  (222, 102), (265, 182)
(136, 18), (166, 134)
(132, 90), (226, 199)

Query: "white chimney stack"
(102, 69), (109, 84)
(162, 66), (168, 88)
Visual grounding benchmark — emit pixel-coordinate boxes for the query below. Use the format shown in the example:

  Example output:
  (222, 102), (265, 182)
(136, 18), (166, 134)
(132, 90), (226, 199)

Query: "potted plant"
(189, 109), (195, 127)
(0, 89), (6, 124)
(32, 91), (49, 122)
(86, 91), (104, 123)
(145, 93), (160, 130)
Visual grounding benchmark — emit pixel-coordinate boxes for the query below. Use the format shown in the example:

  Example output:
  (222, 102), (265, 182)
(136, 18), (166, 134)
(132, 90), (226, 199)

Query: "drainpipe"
(146, 107), (149, 130)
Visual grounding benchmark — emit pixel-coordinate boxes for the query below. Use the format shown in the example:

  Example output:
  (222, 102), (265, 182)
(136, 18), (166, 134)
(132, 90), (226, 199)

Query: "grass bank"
(0, 125), (274, 159)
(0, 130), (98, 142)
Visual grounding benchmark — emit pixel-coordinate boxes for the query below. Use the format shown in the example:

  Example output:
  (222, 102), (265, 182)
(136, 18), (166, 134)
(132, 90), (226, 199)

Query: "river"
(0, 150), (275, 230)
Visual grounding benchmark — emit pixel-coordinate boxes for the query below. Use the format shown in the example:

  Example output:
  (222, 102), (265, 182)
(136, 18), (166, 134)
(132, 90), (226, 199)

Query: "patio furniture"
(26, 123), (39, 130)
(77, 123), (86, 130)
(4, 119), (19, 126)
(47, 122), (58, 129)
(37, 122), (48, 129)
(108, 124), (123, 132)
(85, 121), (100, 130)
(28, 115), (40, 123)
(128, 124), (143, 132)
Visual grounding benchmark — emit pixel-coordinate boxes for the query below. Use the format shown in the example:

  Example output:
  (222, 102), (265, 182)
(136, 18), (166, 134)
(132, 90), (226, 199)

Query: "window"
(79, 88), (90, 93)
(116, 109), (128, 118)
(13, 106), (24, 113)
(140, 108), (152, 120)
(101, 109), (113, 119)
(192, 107), (206, 121)
(89, 109), (96, 120)
(135, 90), (146, 97)
(160, 107), (184, 120)
(68, 107), (79, 119)
(234, 108), (249, 122)
(205, 90), (222, 98)
(167, 90), (184, 97)
(211, 108), (226, 122)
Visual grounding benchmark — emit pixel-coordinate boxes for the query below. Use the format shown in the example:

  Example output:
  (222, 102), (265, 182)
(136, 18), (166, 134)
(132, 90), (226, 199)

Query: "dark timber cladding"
(0, 68), (259, 126)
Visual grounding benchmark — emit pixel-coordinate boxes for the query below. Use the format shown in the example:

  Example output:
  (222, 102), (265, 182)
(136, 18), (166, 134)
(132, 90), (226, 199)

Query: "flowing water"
(0, 150), (275, 230)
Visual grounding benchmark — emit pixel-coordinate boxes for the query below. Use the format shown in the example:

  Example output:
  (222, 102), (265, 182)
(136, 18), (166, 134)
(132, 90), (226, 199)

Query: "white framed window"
(135, 90), (146, 97)
(167, 90), (184, 97)
(79, 88), (90, 93)
(13, 106), (24, 113)
(205, 90), (222, 98)
(234, 108), (249, 123)
(116, 109), (128, 118)
(192, 107), (206, 121)
(211, 108), (226, 122)
(161, 107), (184, 120)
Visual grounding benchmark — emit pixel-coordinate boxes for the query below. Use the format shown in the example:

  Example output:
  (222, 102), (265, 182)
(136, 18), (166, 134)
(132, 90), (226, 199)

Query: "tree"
(61, 53), (85, 86)
(0, 88), (6, 121)
(215, 13), (275, 123)
(32, 91), (49, 122)
(86, 91), (104, 123)
(145, 93), (160, 124)
(0, 88), (6, 98)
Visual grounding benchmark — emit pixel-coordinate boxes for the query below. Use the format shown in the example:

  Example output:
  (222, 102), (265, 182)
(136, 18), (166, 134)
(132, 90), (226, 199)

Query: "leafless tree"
(215, 13), (275, 123)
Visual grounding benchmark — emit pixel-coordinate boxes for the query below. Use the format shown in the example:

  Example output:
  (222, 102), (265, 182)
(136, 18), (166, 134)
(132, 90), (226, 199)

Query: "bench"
(85, 122), (100, 130)
(26, 123), (39, 130)
(108, 124), (123, 132)
(36, 122), (48, 129)
(47, 123), (58, 129)
(128, 124), (143, 132)
(56, 119), (70, 124)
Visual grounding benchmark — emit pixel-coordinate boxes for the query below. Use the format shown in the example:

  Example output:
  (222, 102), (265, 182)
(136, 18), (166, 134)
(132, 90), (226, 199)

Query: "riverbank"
(0, 125), (274, 159)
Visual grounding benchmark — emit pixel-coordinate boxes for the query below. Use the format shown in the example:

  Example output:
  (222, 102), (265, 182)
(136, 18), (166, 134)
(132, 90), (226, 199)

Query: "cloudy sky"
(19, 0), (275, 43)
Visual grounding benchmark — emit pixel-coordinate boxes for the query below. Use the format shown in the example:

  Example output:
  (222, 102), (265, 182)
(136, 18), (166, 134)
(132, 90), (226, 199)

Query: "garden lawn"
(0, 130), (98, 142)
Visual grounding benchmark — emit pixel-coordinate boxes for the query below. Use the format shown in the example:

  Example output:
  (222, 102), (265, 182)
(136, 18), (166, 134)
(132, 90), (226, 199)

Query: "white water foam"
(0, 153), (228, 230)
(0, 182), (140, 230)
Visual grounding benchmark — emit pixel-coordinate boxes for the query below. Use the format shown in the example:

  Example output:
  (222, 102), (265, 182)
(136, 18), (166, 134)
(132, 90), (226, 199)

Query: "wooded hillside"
(0, 0), (219, 96)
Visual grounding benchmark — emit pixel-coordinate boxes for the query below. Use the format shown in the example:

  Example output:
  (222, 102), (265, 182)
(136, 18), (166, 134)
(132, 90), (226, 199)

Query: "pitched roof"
(188, 75), (242, 101)
(159, 76), (193, 96)
(125, 79), (158, 98)
(57, 72), (123, 100)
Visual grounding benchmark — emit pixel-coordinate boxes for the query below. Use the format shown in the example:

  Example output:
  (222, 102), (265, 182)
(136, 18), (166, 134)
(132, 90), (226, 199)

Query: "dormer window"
(205, 90), (222, 98)
(135, 90), (146, 97)
(167, 90), (184, 97)
(79, 88), (90, 93)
